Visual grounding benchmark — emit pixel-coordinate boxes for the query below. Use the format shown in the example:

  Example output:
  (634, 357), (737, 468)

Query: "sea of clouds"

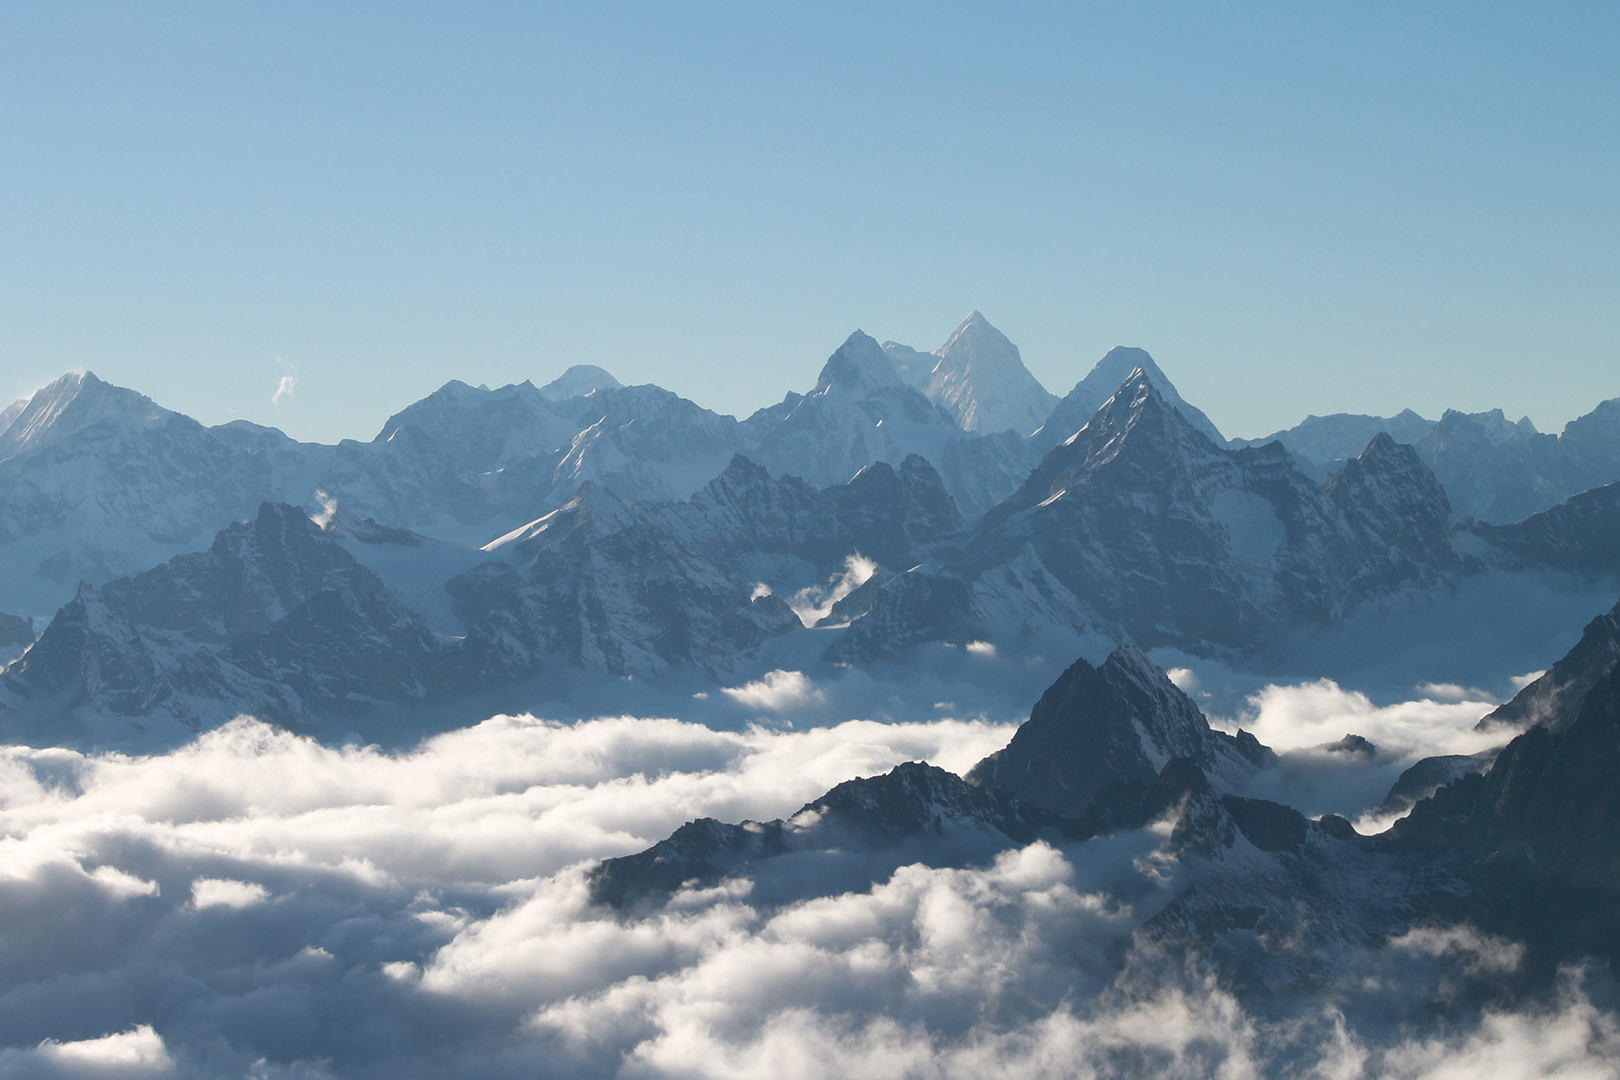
(1, 689), (1618, 1078)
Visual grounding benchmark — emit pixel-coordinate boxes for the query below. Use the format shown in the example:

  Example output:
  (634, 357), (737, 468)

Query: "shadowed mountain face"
(1, 503), (451, 727)
(1477, 596), (1620, 734)
(1032, 346), (1226, 453)
(967, 646), (1271, 817)
(599, 625), (1620, 988)
(1242, 398), (1620, 524)
(833, 370), (1467, 659)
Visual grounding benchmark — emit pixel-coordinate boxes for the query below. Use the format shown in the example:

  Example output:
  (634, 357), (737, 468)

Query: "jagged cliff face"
(599, 625), (1620, 988)
(967, 646), (1269, 817)
(2, 349), (1618, 740)
(1, 503), (447, 727)
(450, 483), (804, 679)
(973, 372), (1362, 647)
(1477, 596), (1620, 733)
(833, 372), (1466, 657)
(1032, 345), (1226, 454)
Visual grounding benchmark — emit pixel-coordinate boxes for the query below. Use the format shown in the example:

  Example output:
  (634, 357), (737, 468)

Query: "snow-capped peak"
(813, 331), (907, 396)
(924, 311), (1058, 436)
(1032, 346), (1225, 454)
(538, 364), (623, 402)
(0, 371), (170, 462)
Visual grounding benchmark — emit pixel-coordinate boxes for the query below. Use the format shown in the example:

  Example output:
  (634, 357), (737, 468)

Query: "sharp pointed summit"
(814, 330), (907, 396)
(1033, 346), (1225, 454)
(881, 312), (1058, 437)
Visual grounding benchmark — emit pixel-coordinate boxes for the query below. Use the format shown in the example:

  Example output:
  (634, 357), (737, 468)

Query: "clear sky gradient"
(2, 2), (1616, 444)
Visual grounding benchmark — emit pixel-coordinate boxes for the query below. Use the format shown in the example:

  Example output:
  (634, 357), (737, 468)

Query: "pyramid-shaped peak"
(814, 330), (906, 396)
(939, 310), (1017, 356)
(1033, 347), (1226, 453)
(1083, 368), (1170, 429)
(965, 645), (1217, 817)
(925, 313), (1056, 435)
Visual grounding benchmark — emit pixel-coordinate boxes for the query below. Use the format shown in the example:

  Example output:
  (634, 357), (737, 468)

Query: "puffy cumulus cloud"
(190, 878), (268, 910)
(720, 670), (825, 712)
(0, 712), (1616, 1078)
(1207, 679), (1509, 820)
(0, 1025), (177, 1079)
(1222, 679), (1500, 759)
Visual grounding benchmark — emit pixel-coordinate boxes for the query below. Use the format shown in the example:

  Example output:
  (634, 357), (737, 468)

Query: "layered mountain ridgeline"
(0, 503), (461, 731)
(0, 451), (974, 733)
(8, 314), (1614, 625)
(598, 625), (1620, 992)
(7, 364), (1619, 740)
(1236, 397), (1620, 523)
(834, 375), (1494, 657)
(0, 320), (1057, 616)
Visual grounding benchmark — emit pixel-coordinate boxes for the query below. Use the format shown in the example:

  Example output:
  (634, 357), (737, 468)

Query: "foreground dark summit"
(599, 614), (1620, 991)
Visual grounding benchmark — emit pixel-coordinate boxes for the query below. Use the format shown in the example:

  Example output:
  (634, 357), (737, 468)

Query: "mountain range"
(2, 313), (1619, 741)
(596, 608), (1620, 997)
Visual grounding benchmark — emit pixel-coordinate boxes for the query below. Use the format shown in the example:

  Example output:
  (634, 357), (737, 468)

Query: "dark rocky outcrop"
(966, 645), (1263, 817)
(1477, 596), (1620, 733)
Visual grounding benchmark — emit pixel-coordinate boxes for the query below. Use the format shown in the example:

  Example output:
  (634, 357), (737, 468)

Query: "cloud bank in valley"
(0, 704), (1615, 1078)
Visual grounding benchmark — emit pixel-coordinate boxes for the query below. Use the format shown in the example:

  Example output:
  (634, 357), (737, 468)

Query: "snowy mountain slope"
(542, 383), (750, 505)
(1031, 345), (1225, 453)
(374, 379), (580, 475)
(537, 363), (622, 401)
(972, 375), (1391, 644)
(657, 453), (962, 577)
(879, 340), (936, 387)
(0, 372), (170, 461)
(0, 380), (338, 616)
(834, 371), (1465, 659)
(920, 312), (1058, 436)
(749, 330), (961, 488)
(449, 455), (964, 675)
(1241, 397), (1620, 522)
(1414, 408), (1568, 523)
(0, 503), (451, 732)
(447, 484), (802, 679)
(0, 396), (28, 438)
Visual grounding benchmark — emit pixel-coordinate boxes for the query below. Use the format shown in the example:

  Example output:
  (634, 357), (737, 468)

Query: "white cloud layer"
(0, 707), (1612, 1077)
(720, 670), (826, 711)
(1218, 678), (1502, 758)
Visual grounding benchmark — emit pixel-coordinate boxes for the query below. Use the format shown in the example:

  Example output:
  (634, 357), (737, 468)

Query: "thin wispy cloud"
(271, 357), (298, 407)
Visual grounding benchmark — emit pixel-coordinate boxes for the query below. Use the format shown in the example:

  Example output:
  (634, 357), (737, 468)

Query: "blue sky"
(2, 2), (1616, 443)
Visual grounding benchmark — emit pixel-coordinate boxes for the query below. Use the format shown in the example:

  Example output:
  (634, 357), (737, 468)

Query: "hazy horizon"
(3, 3), (1616, 444)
